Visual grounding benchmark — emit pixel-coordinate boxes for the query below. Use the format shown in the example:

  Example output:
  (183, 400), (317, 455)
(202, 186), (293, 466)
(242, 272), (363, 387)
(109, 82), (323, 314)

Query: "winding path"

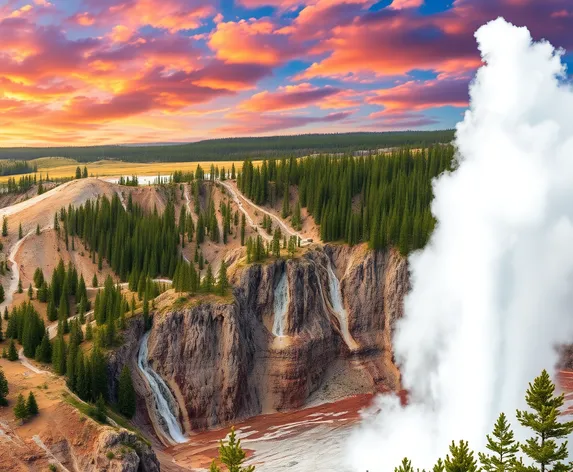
(218, 180), (311, 246)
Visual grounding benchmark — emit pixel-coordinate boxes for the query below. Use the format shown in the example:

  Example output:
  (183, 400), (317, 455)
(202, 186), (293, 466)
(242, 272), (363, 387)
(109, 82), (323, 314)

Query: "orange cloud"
(209, 18), (301, 66)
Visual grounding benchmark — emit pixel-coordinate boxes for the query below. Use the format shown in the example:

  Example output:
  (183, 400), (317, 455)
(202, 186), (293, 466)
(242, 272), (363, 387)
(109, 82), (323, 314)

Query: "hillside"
(0, 131), (454, 163)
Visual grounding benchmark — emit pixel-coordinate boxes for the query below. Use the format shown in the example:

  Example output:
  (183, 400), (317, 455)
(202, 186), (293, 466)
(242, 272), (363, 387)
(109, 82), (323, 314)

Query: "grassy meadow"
(0, 157), (262, 184)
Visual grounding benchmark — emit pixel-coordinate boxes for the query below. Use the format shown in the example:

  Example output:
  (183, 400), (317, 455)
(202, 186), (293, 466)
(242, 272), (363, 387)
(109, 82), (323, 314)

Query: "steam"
(346, 18), (573, 471)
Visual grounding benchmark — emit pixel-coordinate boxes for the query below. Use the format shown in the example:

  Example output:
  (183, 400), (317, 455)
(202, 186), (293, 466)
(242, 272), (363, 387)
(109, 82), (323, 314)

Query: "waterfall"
(137, 332), (187, 444)
(326, 260), (358, 351)
(272, 272), (289, 336)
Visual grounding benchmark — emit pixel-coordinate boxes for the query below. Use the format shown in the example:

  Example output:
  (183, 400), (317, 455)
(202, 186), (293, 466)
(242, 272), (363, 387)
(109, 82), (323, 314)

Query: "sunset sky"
(0, 0), (572, 146)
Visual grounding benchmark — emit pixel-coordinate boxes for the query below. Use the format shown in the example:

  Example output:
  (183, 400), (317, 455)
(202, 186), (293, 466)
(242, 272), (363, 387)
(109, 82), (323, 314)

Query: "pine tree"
(118, 366), (136, 418)
(516, 370), (573, 472)
(444, 440), (478, 472)
(217, 261), (229, 296)
(479, 412), (519, 472)
(26, 391), (38, 416)
(203, 264), (214, 292)
(13, 393), (28, 421)
(0, 285), (4, 304)
(36, 223), (40, 235)
(92, 274), (98, 288)
(0, 367), (8, 406)
(2, 216), (7, 236)
(210, 426), (255, 472)
(395, 458), (415, 472)
(18, 222), (22, 239)
(36, 333), (51, 363)
(8, 339), (18, 361)
(28, 284), (33, 299)
(17, 278), (22, 293)
(85, 322), (93, 341)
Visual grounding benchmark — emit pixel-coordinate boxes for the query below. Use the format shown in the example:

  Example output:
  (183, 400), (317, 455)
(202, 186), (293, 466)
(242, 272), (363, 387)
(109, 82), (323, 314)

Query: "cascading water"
(137, 332), (187, 444)
(272, 272), (289, 336)
(326, 260), (358, 351)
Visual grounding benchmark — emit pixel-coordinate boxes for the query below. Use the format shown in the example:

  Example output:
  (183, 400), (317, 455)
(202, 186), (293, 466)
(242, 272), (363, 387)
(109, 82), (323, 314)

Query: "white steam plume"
(346, 17), (573, 471)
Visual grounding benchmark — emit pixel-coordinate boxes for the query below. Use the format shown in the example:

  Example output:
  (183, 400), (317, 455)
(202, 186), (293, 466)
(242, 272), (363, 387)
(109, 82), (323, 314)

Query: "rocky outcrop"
(0, 402), (160, 472)
(140, 244), (408, 440)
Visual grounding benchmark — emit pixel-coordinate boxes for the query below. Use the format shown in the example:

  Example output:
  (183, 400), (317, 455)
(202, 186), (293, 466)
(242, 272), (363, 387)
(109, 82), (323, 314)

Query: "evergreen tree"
(85, 322), (93, 341)
(13, 393), (28, 421)
(28, 284), (33, 299)
(26, 391), (38, 416)
(444, 441), (478, 472)
(36, 333), (51, 363)
(0, 367), (8, 406)
(51, 334), (66, 375)
(83, 166), (88, 178)
(209, 426), (255, 472)
(17, 278), (22, 293)
(92, 274), (98, 288)
(203, 264), (214, 292)
(479, 412), (519, 472)
(2, 216), (7, 236)
(18, 222), (22, 239)
(118, 366), (136, 418)
(75, 166), (82, 179)
(516, 370), (573, 472)
(0, 285), (4, 304)
(395, 458), (415, 472)
(8, 339), (18, 361)
(217, 261), (229, 296)
(36, 223), (40, 235)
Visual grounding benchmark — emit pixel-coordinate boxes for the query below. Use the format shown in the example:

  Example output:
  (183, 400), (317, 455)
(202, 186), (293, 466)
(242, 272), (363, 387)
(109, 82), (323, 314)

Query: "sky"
(0, 0), (572, 146)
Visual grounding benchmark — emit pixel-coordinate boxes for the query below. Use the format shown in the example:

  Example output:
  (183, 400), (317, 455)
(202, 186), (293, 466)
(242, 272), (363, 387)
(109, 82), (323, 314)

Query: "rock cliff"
(136, 244), (409, 442)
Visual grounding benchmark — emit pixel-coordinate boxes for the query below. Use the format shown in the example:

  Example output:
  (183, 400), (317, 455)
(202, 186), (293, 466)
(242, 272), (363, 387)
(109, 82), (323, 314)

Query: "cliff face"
(141, 244), (409, 438)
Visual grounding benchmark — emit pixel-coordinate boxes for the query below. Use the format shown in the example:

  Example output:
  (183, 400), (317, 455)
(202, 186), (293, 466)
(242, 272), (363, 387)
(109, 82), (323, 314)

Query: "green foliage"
(13, 393), (28, 421)
(515, 369), (573, 472)
(26, 391), (39, 416)
(445, 440), (478, 472)
(8, 339), (18, 361)
(217, 261), (229, 296)
(88, 394), (107, 423)
(395, 371), (573, 472)
(479, 412), (519, 472)
(210, 426), (255, 472)
(239, 146), (453, 254)
(118, 366), (136, 418)
(0, 367), (8, 406)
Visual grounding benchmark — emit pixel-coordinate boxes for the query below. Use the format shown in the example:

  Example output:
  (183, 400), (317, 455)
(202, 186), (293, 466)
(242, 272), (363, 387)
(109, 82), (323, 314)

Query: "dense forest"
(238, 145), (455, 255)
(0, 160), (37, 176)
(0, 131), (453, 163)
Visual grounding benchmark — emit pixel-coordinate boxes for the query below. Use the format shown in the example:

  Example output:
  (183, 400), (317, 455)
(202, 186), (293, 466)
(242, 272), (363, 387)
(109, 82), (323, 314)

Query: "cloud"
(368, 75), (470, 111)
(217, 110), (352, 135)
(209, 18), (302, 66)
(75, 0), (215, 33)
(241, 83), (345, 111)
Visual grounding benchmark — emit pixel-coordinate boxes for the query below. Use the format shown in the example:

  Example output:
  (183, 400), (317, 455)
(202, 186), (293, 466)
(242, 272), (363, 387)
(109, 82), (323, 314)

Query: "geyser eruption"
(346, 18), (573, 471)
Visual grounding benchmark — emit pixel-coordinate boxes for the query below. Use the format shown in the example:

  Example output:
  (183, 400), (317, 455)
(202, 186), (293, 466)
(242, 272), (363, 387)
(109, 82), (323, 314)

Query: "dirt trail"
(219, 180), (312, 246)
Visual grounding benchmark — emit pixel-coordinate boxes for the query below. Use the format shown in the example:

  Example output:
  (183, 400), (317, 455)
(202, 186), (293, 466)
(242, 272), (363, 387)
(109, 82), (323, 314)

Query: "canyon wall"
(136, 244), (409, 437)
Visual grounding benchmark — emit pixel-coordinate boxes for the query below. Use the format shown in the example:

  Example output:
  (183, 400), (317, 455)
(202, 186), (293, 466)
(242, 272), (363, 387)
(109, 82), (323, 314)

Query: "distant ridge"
(0, 130), (454, 163)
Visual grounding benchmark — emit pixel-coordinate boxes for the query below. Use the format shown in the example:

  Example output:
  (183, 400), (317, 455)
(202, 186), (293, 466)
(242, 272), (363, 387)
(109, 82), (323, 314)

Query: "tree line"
(238, 146), (454, 255)
(0, 131), (453, 163)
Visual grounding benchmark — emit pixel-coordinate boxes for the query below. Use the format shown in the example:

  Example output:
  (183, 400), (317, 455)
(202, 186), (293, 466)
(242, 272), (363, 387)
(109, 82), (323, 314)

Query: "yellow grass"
(0, 159), (263, 184)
